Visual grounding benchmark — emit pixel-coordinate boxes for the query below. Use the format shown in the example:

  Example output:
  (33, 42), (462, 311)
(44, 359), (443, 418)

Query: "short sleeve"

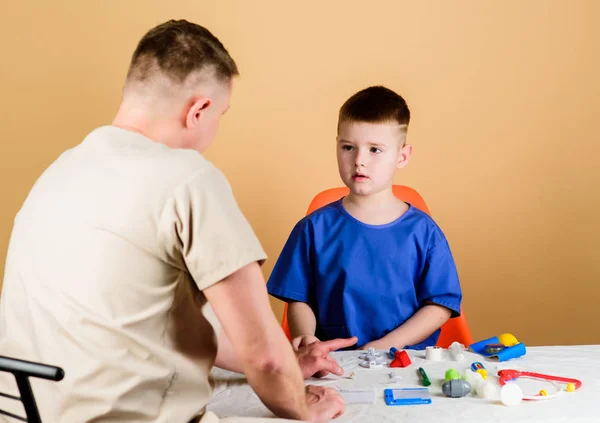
(266, 219), (314, 304)
(159, 167), (267, 291)
(416, 238), (462, 318)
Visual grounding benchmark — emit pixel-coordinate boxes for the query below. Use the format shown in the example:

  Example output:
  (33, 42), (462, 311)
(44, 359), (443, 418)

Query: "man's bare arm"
(204, 262), (310, 421)
(214, 328), (243, 374)
(215, 324), (357, 379)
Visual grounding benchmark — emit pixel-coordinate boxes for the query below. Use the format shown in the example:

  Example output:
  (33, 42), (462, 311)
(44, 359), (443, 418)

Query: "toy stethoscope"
(498, 369), (582, 400)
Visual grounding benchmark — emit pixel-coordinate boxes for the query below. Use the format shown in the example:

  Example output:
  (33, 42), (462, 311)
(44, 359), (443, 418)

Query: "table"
(207, 345), (600, 422)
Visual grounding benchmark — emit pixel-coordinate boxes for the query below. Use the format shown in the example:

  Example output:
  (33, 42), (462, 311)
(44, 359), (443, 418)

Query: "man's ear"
(397, 144), (413, 169)
(185, 97), (211, 129)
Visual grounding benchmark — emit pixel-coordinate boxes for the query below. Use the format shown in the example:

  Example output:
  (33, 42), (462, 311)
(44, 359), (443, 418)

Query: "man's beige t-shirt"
(0, 126), (267, 422)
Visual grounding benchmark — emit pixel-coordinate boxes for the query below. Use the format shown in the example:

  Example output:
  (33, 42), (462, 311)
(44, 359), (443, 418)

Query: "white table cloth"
(207, 345), (600, 422)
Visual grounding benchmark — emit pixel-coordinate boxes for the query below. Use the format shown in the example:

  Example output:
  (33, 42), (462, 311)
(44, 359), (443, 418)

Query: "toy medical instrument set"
(345, 333), (582, 408)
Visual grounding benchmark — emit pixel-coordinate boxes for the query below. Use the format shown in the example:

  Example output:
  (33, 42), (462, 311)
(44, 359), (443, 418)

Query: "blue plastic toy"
(469, 335), (526, 362)
(384, 388), (432, 406)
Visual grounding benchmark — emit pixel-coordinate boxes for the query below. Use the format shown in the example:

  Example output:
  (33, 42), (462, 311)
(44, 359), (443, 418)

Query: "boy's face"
(336, 120), (412, 197)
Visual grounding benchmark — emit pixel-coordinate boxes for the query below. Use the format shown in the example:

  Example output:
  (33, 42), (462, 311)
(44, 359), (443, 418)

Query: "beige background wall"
(1, 1), (599, 346)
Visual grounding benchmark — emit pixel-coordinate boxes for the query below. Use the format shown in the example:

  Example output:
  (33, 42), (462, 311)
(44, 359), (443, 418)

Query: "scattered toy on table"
(441, 367), (472, 398)
(498, 333), (519, 346)
(389, 347), (411, 368)
(449, 342), (465, 361)
(500, 383), (523, 406)
(359, 348), (386, 369)
(442, 379), (472, 398)
(497, 369), (582, 401)
(497, 369), (582, 390)
(469, 333), (526, 361)
(463, 369), (496, 399)
(384, 388), (432, 406)
(359, 359), (384, 369)
(471, 362), (488, 379)
(388, 372), (402, 383)
(484, 343), (506, 354)
(477, 382), (497, 399)
(425, 345), (443, 361)
(417, 367), (431, 387)
(444, 368), (461, 382)
(359, 347), (381, 360)
(338, 388), (376, 404)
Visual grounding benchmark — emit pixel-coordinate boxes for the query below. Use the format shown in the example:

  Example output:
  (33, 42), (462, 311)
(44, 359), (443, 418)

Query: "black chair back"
(0, 356), (64, 423)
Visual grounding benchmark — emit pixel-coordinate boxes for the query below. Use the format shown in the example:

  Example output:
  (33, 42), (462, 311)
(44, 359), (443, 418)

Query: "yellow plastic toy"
(476, 369), (488, 380)
(498, 333), (519, 347)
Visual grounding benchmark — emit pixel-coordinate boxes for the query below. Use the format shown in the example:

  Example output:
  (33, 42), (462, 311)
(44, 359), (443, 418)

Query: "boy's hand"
(296, 337), (358, 378)
(359, 339), (401, 351)
(292, 334), (320, 350)
(305, 385), (344, 422)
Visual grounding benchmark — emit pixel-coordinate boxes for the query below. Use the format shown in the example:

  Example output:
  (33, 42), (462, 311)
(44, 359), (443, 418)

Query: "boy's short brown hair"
(126, 19), (238, 86)
(338, 86), (410, 130)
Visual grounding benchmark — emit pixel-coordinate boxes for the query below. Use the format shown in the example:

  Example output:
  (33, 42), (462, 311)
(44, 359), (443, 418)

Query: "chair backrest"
(280, 185), (474, 348)
(0, 355), (64, 423)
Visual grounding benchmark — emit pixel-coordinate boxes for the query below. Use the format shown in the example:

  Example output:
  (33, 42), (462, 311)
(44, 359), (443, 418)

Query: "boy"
(266, 86), (462, 351)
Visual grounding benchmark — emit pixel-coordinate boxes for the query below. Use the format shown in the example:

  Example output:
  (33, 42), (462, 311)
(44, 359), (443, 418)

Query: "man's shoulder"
(85, 125), (224, 188)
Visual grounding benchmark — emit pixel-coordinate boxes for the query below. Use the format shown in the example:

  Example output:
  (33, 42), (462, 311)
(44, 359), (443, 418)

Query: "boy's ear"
(397, 144), (413, 169)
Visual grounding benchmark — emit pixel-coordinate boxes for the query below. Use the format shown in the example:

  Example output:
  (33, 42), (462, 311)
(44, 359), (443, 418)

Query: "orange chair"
(279, 186), (473, 349)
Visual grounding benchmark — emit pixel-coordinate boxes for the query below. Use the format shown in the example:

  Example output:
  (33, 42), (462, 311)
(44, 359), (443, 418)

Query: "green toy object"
(445, 368), (461, 382)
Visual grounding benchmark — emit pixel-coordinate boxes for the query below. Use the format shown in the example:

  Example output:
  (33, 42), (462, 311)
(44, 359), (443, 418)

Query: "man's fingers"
(317, 337), (358, 353)
(313, 357), (344, 376)
(313, 370), (330, 378)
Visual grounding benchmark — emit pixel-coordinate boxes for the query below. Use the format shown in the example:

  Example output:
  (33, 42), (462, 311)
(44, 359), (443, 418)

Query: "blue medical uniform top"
(266, 199), (462, 350)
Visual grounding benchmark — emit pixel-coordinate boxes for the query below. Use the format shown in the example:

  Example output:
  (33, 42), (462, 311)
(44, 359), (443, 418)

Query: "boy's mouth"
(352, 173), (369, 181)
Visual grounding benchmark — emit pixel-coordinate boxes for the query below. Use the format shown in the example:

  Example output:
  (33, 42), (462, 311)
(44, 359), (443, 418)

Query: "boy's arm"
(362, 235), (462, 351)
(266, 218), (321, 349)
(359, 302), (451, 350)
(288, 301), (320, 349)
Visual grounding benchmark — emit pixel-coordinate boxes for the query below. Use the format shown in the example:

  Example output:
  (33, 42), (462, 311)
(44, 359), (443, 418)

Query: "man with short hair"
(0, 19), (353, 423)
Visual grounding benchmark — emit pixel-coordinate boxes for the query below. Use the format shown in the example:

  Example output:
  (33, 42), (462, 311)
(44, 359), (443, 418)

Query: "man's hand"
(292, 334), (320, 351)
(305, 385), (344, 423)
(296, 337), (358, 378)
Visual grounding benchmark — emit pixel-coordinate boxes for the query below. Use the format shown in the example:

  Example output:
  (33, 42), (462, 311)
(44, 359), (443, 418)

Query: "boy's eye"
(370, 147), (382, 153)
(342, 145), (354, 151)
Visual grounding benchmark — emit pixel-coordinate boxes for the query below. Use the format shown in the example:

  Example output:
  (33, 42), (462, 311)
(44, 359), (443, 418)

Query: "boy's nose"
(355, 153), (367, 168)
